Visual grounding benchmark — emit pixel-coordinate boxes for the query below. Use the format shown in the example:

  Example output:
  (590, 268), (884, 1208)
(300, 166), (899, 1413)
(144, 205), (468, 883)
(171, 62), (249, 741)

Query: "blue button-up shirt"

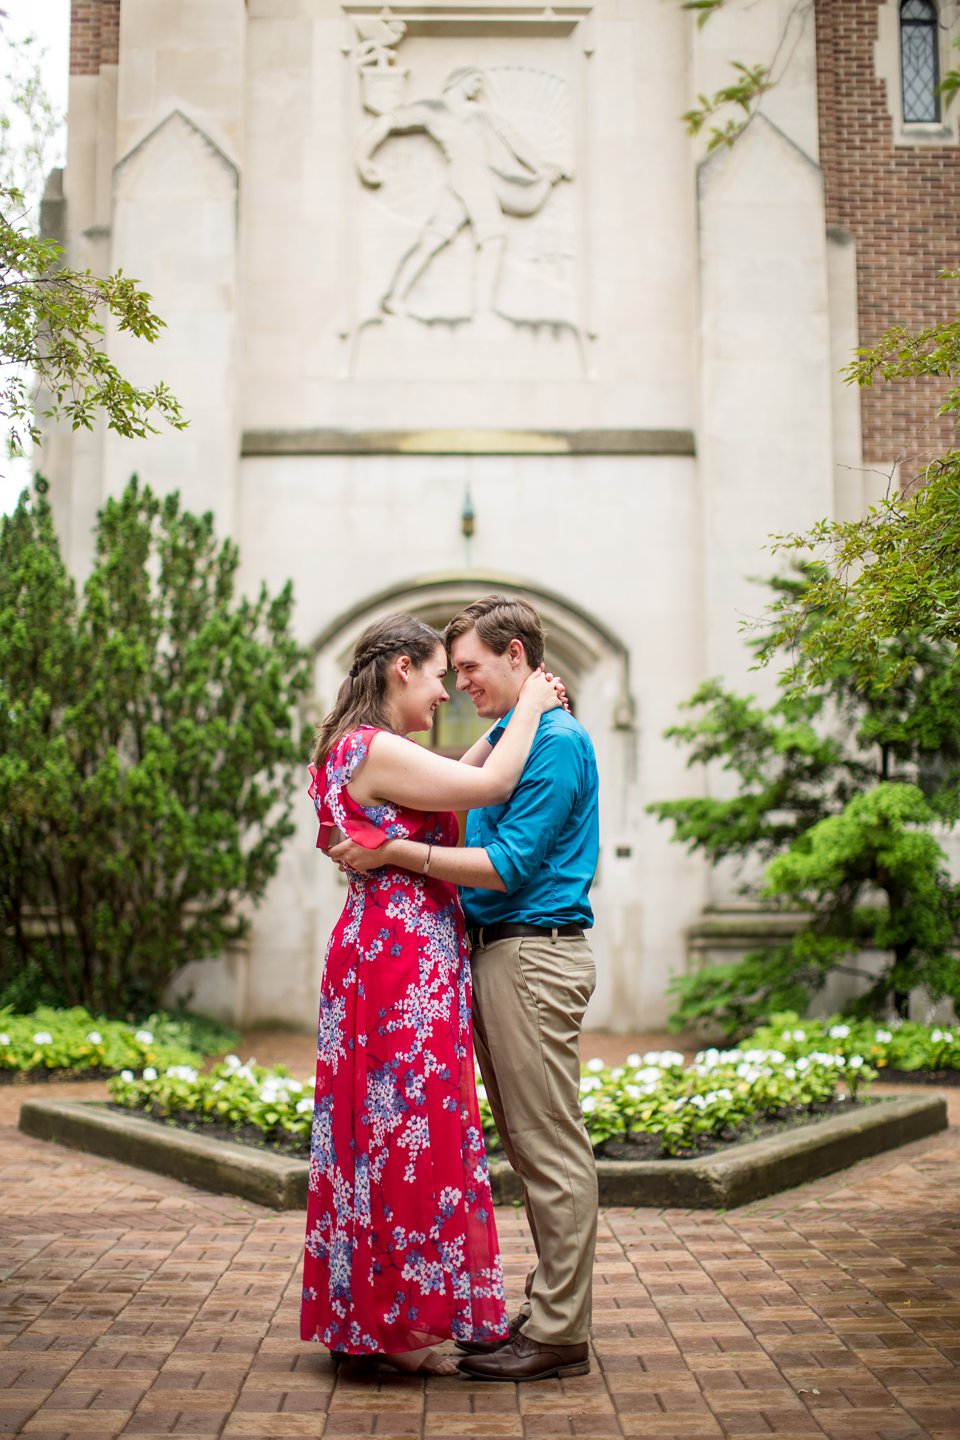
(460, 708), (599, 928)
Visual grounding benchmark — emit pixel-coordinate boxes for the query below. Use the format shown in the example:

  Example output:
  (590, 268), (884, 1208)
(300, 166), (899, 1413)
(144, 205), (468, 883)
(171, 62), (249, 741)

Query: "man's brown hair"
(444, 594), (545, 670)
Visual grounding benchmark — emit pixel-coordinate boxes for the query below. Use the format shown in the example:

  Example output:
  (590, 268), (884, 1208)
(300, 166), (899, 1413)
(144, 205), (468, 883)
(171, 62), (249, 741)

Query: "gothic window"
(900, 0), (941, 123)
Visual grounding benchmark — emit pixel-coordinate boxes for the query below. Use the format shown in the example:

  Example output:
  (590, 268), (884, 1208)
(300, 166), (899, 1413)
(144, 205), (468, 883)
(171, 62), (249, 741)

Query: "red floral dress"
(300, 726), (508, 1354)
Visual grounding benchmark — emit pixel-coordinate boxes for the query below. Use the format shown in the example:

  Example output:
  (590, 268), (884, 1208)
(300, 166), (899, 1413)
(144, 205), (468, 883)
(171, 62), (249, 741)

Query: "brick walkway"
(1, 1041), (959, 1440)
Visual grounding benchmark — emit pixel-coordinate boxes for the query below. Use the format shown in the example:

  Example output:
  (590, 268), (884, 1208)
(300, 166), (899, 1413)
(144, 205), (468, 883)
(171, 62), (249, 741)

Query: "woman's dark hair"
(311, 613), (444, 768)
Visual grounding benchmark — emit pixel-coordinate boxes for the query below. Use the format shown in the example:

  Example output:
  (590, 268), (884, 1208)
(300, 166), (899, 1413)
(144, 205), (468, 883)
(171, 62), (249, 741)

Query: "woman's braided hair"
(311, 613), (444, 768)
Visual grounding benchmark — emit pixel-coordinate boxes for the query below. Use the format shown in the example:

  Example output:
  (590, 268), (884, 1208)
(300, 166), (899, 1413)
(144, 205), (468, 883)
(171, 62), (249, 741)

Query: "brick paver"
(1, 1043), (958, 1440)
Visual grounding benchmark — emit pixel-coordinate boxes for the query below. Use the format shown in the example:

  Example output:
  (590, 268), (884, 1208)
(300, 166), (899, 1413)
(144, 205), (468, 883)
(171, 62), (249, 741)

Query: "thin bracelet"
(422, 843), (432, 877)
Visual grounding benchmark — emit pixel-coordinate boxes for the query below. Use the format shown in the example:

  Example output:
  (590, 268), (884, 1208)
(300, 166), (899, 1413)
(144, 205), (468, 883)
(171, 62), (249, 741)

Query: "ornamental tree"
(650, 572), (960, 1036)
(0, 478), (310, 1015)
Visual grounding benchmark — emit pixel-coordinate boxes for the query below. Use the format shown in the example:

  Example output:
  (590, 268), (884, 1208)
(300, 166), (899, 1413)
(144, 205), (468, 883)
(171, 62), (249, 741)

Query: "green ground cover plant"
(107, 1044), (871, 1160)
(0, 1005), (239, 1078)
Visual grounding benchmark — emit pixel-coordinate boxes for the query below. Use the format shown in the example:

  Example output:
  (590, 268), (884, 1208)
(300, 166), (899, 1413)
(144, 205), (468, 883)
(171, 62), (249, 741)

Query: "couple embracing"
(301, 595), (600, 1381)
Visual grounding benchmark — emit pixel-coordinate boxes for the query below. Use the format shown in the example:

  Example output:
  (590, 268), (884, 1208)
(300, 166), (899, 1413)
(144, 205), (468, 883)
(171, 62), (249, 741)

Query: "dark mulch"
(877, 1067), (960, 1087)
(0, 1067), (117, 1086)
(598, 1098), (870, 1163)
(112, 1097), (875, 1165)
(112, 1109), (311, 1157)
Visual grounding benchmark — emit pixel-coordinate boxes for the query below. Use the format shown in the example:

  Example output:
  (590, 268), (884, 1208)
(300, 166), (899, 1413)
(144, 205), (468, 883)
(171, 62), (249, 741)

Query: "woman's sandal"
(376, 1348), (459, 1377)
(332, 1346), (458, 1377)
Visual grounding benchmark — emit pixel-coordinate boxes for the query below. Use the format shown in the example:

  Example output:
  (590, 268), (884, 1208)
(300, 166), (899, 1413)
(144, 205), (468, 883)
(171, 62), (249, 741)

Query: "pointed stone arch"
(306, 571), (636, 732)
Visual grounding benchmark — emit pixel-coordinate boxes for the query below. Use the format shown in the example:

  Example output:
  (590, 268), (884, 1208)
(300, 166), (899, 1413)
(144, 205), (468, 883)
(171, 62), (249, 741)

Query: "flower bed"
(747, 1012), (960, 1079)
(0, 1006), (237, 1081)
(108, 1044), (872, 1161)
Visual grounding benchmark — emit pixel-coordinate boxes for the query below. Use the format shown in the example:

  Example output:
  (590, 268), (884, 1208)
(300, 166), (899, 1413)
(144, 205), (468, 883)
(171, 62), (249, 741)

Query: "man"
(332, 595), (600, 1381)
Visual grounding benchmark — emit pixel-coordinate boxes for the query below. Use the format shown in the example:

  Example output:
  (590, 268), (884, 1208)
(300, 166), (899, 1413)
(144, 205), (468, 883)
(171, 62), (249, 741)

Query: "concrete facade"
(44, 0), (959, 1029)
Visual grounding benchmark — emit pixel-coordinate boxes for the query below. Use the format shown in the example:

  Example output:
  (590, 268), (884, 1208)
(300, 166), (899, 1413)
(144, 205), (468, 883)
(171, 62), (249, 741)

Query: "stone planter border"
(18, 1093), (947, 1212)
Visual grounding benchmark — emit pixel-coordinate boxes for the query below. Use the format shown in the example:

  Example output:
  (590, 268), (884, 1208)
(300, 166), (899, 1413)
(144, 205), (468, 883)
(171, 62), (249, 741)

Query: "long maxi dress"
(301, 725), (509, 1354)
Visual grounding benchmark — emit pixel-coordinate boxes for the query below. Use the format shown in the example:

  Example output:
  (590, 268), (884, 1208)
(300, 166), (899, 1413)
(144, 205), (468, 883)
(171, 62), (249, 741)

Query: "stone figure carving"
(354, 65), (573, 321)
(353, 16), (406, 70)
(353, 18), (408, 116)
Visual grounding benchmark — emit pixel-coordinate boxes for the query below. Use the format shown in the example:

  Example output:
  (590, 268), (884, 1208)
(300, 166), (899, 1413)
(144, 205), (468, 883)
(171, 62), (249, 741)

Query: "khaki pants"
(470, 932), (598, 1345)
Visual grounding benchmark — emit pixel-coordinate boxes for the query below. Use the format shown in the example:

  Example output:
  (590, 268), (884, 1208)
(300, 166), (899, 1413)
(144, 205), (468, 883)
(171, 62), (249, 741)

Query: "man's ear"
(507, 638), (526, 668)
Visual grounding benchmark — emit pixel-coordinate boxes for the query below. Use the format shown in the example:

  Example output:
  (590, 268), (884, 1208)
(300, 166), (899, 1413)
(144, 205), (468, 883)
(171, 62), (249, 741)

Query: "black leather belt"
(467, 922), (585, 948)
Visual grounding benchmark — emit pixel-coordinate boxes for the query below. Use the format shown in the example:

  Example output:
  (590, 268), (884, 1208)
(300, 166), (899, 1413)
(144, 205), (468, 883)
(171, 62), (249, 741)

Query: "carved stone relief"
(343, 17), (584, 377)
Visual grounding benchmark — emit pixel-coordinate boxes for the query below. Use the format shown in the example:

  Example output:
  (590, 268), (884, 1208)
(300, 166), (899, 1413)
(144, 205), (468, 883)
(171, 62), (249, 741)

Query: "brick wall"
(70, 0), (120, 77)
(816, 0), (960, 473)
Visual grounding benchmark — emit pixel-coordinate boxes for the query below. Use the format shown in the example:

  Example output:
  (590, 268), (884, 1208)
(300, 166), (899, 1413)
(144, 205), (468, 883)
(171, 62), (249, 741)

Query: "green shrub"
(0, 480), (309, 1016)
(0, 1005), (202, 1076)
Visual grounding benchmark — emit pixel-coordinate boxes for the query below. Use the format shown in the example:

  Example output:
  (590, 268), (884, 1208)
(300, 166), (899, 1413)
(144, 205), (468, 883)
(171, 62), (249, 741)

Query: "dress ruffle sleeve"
(308, 727), (416, 851)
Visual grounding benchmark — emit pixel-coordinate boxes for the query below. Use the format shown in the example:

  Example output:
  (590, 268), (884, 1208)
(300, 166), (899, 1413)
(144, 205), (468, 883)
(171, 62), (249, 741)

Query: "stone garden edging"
(18, 1092), (948, 1211)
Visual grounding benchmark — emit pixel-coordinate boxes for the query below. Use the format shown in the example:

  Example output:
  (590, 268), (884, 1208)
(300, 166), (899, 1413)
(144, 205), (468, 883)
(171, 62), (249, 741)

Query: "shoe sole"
(458, 1359), (590, 1381)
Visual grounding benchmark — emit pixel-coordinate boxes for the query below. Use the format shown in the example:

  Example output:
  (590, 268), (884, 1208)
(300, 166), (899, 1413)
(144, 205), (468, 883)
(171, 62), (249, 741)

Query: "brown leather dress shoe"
(457, 1332), (589, 1381)
(455, 1312), (528, 1356)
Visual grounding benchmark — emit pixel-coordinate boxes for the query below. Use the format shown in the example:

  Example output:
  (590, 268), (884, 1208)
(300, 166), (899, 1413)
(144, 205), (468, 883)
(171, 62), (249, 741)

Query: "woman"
(301, 613), (562, 1376)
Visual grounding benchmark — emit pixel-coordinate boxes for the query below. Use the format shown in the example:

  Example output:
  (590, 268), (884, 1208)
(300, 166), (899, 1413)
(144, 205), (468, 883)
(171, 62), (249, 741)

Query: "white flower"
(848, 1055), (864, 1069)
(828, 1024), (850, 1040)
(142, 1066), (158, 1081)
(795, 1057), (810, 1071)
(579, 1077), (603, 1094)
(223, 1054), (242, 1070)
(134, 1030), (154, 1045)
(212, 1081), (223, 1092)
(166, 1066), (198, 1082)
(32, 1032), (53, 1044)
(581, 1096), (597, 1113)
(625, 1085), (643, 1100)
(585, 1058), (605, 1073)
(792, 1029), (807, 1042)
(625, 1052), (642, 1067)
(0, 1034), (10, 1046)
(296, 1098), (314, 1114)
(86, 1031), (102, 1044)
(874, 1029), (892, 1043)
(286, 1079), (304, 1093)
(120, 1069), (135, 1082)
(689, 1094), (707, 1109)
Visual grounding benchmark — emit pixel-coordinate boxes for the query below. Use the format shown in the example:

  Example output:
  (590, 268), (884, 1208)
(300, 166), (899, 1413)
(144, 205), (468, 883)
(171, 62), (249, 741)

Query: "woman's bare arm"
(347, 670), (560, 813)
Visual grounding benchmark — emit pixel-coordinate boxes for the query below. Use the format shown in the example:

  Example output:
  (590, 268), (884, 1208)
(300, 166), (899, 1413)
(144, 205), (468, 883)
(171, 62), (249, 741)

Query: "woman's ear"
(395, 654), (412, 684)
